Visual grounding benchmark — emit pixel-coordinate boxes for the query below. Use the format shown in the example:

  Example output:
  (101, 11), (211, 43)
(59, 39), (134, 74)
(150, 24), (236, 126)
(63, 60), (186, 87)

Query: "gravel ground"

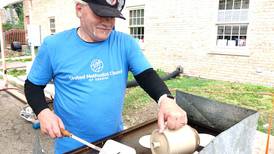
(0, 90), (53, 154)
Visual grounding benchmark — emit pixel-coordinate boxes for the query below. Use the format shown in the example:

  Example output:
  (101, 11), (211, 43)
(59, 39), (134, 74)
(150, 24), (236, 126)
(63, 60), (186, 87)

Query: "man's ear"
(77, 12), (82, 18)
(75, 3), (83, 18)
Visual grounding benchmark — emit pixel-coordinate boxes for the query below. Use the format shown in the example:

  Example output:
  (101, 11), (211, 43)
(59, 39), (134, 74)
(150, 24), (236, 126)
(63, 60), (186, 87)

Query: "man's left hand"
(158, 95), (187, 133)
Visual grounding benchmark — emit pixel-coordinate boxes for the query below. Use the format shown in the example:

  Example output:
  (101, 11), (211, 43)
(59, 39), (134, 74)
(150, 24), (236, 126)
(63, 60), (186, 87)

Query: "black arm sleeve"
(134, 68), (171, 102)
(24, 79), (49, 115)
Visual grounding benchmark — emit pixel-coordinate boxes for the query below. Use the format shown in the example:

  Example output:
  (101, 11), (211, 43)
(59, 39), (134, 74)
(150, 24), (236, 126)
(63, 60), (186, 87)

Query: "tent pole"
(28, 0), (35, 61)
(0, 11), (8, 87)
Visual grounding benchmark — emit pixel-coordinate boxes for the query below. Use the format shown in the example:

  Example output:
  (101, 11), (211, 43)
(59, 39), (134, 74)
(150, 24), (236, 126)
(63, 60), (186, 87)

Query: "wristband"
(166, 94), (175, 99)
(158, 94), (174, 106)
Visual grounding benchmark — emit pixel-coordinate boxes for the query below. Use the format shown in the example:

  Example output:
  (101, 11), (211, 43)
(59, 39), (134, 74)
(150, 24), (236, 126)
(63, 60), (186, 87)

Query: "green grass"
(123, 87), (152, 114)
(124, 69), (167, 114)
(7, 69), (26, 77)
(0, 67), (27, 78)
(166, 76), (273, 111)
(127, 69), (167, 81)
(6, 57), (32, 63)
(124, 72), (274, 135)
(19, 58), (32, 62)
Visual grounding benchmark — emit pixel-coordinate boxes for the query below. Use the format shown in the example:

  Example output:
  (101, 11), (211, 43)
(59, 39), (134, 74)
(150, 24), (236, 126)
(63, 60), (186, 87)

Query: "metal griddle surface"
(66, 118), (220, 154)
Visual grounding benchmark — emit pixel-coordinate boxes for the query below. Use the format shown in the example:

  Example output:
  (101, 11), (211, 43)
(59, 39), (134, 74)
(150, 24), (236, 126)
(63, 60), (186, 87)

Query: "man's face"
(77, 3), (115, 42)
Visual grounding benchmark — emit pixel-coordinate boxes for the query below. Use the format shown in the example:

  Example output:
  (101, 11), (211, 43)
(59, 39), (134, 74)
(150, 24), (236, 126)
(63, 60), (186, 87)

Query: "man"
(24, 0), (187, 153)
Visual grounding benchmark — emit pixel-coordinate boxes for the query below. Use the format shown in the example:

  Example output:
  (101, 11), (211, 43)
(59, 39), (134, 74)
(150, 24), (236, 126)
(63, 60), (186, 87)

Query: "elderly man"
(24, 0), (187, 153)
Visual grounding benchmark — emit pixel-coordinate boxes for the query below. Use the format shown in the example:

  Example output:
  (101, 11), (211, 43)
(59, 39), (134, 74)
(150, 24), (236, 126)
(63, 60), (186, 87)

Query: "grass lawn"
(5, 57), (32, 63)
(7, 69), (26, 77)
(124, 72), (274, 135)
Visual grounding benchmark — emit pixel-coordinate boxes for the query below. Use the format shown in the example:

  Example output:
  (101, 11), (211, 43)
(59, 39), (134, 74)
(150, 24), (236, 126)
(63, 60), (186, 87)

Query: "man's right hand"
(37, 108), (65, 138)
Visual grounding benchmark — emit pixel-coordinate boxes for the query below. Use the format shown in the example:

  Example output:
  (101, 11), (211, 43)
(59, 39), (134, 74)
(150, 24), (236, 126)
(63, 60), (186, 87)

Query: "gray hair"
(74, 0), (88, 5)
(75, 0), (88, 17)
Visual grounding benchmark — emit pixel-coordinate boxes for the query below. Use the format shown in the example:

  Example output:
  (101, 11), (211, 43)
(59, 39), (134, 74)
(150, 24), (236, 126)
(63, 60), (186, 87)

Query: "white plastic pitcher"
(150, 125), (200, 154)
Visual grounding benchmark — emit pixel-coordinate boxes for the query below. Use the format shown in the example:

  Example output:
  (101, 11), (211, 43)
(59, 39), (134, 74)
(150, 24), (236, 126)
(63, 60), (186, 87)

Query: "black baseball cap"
(82, 0), (126, 19)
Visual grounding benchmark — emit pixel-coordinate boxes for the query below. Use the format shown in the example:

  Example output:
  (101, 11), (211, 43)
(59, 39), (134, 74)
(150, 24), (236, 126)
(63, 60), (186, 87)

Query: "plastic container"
(150, 125), (200, 154)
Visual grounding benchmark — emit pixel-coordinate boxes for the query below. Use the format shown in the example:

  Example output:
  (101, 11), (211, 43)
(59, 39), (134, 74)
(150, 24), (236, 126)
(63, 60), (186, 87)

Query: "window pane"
(217, 35), (224, 39)
(239, 36), (246, 46)
(232, 26), (239, 35)
(141, 9), (144, 16)
(139, 27), (142, 39)
(232, 36), (238, 40)
(224, 35), (231, 40)
(218, 26), (224, 35)
(234, 0), (241, 9)
(242, 0), (249, 9)
(228, 39), (237, 46)
(219, 0), (225, 10)
(226, 0), (233, 9)
(225, 10), (233, 21)
(137, 18), (140, 25)
(141, 18), (144, 25)
(225, 26), (232, 35)
(240, 25), (247, 35)
(129, 11), (133, 17)
(217, 39), (227, 46)
(232, 36), (239, 46)
(137, 10), (140, 17)
(134, 28), (136, 35)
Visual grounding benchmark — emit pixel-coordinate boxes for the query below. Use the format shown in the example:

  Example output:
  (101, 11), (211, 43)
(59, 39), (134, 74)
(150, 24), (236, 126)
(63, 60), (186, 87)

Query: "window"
(219, 0), (249, 10)
(217, 0), (249, 47)
(49, 17), (55, 34)
(217, 24), (247, 47)
(218, 0), (249, 23)
(129, 9), (144, 41)
(25, 16), (30, 24)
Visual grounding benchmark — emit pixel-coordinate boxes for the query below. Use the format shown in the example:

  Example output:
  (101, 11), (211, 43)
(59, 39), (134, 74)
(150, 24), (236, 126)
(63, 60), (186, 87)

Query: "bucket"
(150, 125), (200, 154)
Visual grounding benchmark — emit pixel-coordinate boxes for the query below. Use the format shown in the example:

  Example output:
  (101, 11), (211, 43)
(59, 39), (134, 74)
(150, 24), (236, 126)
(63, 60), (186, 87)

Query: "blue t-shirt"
(28, 28), (151, 153)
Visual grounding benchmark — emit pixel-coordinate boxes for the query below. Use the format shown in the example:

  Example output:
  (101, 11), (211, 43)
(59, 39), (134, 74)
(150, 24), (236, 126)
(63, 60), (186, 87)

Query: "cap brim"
(88, 3), (126, 20)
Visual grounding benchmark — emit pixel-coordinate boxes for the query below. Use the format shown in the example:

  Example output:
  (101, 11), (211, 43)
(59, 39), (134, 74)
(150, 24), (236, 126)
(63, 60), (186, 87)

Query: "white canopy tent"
(0, 0), (23, 87)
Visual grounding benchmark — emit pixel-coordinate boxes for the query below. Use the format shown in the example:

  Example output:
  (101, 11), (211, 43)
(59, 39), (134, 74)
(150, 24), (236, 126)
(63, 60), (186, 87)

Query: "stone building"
(23, 0), (274, 86)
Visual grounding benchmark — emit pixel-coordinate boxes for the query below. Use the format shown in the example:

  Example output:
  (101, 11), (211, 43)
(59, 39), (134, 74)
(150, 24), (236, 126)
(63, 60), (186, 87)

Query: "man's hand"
(158, 95), (187, 133)
(37, 108), (65, 138)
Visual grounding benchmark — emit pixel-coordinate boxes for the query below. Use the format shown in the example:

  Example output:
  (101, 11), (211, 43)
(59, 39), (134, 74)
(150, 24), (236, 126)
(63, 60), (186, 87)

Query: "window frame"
(128, 6), (145, 41)
(216, 24), (247, 48)
(215, 0), (249, 49)
(49, 16), (56, 34)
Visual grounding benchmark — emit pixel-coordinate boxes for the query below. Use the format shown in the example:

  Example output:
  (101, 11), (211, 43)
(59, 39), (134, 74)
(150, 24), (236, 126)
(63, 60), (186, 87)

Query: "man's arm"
(24, 79), (49, 115)
(134, 68), (187, 132)
(24, 79), (64, 138)
(134, 68), (171, 102)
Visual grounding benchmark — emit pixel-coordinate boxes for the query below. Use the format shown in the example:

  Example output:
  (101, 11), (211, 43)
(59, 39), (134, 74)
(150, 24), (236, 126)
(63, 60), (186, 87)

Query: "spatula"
(60, 128), (136, 154)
